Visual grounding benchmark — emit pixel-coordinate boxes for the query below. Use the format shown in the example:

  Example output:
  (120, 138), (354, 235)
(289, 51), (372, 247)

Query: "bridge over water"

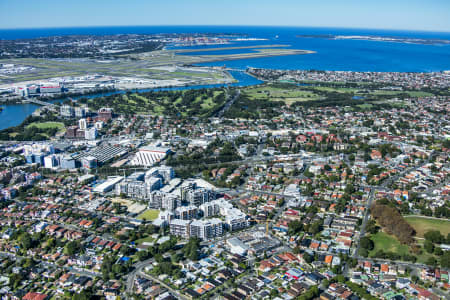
(23, 98), (57, 108)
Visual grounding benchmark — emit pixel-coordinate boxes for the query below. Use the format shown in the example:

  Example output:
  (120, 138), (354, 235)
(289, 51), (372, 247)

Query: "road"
(125, 258), (154, 298)
(352, 188), (375, 258)
(233, 188), (297, 199)
(172, 153), (306, 175)
(92, 153), (305, 177)
(125, 256), (190, 300)
(138, 271), (189, 300)
(216, 89), (240, 119)
(379, 152), (435, 189)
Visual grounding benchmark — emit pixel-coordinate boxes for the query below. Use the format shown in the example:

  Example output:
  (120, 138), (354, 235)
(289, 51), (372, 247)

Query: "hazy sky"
(1, 0), (449, 31)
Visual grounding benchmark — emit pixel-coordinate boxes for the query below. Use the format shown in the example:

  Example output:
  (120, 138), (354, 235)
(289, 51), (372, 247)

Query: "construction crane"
(266, 220), (270, 236)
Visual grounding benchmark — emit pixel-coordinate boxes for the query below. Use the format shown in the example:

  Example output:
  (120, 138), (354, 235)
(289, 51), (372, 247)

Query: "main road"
(216, 89), (240, 119)
(352, 188), (375, 258)
(125, 257), (188, 300)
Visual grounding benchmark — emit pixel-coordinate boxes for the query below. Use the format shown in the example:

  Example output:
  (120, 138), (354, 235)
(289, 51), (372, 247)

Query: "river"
(0, 71), (262, 130)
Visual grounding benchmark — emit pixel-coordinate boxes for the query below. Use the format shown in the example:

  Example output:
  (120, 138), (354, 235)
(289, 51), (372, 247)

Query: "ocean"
(1, 25), (450, 72)
(1, 26), (450, 130)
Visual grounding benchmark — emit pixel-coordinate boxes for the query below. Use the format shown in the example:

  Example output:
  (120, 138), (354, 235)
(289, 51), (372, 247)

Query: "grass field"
(356, 104), (374, 110)
(137, 209), (160, 221)
(135, 235), (156, 245)
(26, 121), (65, 130)
(244, 85), (321, 104)
(414, 240), (438, 264)
(193, 91), (223, 110)
(369, 231), (410, 257)
(371, 90), (434, 97)
(369, 223), (448, 264)
(404, 216), (450, 238)
(171, 71), (212, 78)
(312, 86), (360, 93)
(243, 83), (432, 107)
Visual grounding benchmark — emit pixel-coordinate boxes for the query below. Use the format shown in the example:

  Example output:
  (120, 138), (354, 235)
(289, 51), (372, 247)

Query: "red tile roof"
(23, 292), (48, 300)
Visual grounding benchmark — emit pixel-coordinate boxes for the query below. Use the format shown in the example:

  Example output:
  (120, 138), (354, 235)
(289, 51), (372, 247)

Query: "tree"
(332, 265), (342, 274)
(46, 238), (56, 250)
(424, 230), (444, 244)
(9, 273), (23, 290)
(120, 245), (132, 255)
(154, 253), (164, 263)
(371, 202), (415, 245)
(101, 255), (115, 280)
(304, 168), (314, 178)
(64, 241), (81, 256)
(112, 264), (125, 274)
(18, 232), (32, 250)
(288, 220), (303, 235)
(72, 289), (93, 300)
(434, 247), (443, 256)
(365, 219), (379, 234)
(440, 251), (450, 268)
(359, 237), (374, 251)
(424, 240), (434, 254)
(358, 248), (369, 257)
(137, 250), (150, 261)
(303, 252), (314, 263)
(297, 286), (319, 300)
(345, 183), (355, 194)
(270, 288), (278, 298)
(22, 258), (35, 268)
(426, 257), (437, 267)
(183, 237), (200, 261)
(309, 220), (323, 235)
(171, 253), (182, 263)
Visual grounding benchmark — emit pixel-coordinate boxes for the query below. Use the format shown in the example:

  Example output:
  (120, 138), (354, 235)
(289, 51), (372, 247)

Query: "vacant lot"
(369, 231), (410, 257)
(137, 209), (160, 221)
(404, 216), (450, 238)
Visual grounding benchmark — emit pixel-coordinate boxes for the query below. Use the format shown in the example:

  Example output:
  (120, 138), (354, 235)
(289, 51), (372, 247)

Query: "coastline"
(192, 49), (315, 64)
(173, 44), (292, 53)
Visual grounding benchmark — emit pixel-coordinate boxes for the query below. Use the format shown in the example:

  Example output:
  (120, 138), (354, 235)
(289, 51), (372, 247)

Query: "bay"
(1, 26), (449, 130)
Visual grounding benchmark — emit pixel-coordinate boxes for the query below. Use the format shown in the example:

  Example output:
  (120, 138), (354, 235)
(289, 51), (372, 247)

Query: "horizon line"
(0, 24), (449, 34)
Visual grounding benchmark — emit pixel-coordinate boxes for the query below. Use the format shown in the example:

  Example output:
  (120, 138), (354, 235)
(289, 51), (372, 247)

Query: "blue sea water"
(1, 26), (449, 130)
(1, 26), (449, 72)
(178, 48), (259, 56)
